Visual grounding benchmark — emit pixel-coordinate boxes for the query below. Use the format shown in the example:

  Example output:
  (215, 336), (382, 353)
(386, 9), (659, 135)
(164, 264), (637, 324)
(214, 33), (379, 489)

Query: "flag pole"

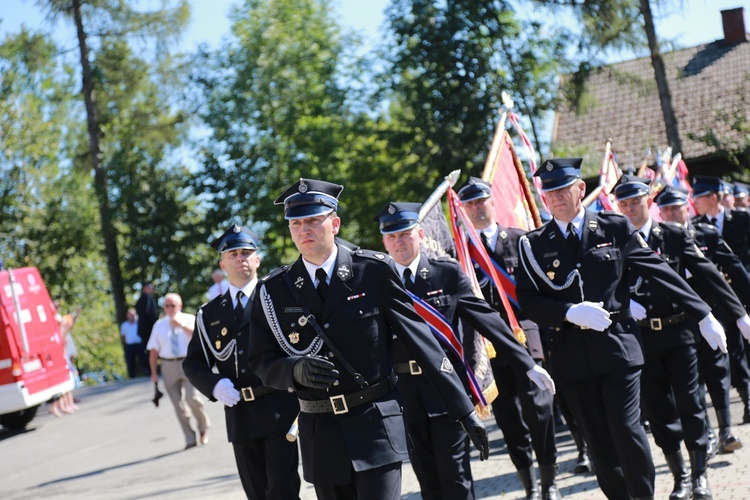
(418, 170), (461, 222)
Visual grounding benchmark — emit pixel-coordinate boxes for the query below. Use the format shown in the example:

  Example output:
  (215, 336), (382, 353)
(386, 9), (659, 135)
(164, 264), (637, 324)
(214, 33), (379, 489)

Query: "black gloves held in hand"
(292, 356), (339, 390)
(460, 410), (490, 460)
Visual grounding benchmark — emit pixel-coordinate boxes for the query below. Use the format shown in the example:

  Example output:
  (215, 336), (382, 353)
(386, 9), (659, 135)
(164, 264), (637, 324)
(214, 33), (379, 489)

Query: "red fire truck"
(0, 267), (73, 429)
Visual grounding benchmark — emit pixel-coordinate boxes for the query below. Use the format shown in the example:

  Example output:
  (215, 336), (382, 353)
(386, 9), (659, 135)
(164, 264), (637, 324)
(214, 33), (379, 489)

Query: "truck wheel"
(0, 406), (39, 429)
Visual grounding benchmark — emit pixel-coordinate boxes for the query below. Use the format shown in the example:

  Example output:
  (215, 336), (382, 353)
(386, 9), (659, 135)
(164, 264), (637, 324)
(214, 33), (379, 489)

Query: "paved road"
(2, 378), (749, 499)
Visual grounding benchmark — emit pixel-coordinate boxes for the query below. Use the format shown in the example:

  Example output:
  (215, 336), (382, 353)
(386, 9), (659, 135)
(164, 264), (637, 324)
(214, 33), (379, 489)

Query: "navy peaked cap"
(457, 177), (492, 202)
(211, 224), (259, 253)
(654, 186), (689, 207)
(534, 158), (582, 191)
(734, 182), (749, 198)
(274, 178), (344, 220)
(374, 202), (422, 234)
(613, 174), (652, 201)
(692, 176), (723, 198)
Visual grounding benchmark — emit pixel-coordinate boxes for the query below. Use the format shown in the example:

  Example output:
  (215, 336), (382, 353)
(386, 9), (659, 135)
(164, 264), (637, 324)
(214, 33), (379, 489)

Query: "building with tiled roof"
(551, 7), (750, 177)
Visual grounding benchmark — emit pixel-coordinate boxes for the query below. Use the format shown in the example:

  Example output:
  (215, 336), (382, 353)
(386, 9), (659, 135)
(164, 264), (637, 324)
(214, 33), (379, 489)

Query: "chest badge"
(337, 264), (351, 281)
(552, 259), (560, 268)
(221, 327), (228, 336)
(288, 332), (300, 344)
(547, 271), (555, 280)
(298, 315), (308, 326)
(215, 340), (222, 350)
(294, 276), (304, 289)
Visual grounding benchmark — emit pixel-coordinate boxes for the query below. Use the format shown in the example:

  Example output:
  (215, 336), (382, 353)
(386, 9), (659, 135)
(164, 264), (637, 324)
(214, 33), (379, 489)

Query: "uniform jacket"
(630, 222), (717, 353)
(693, 209), (750, 271)
(478, 225), (544, 360)
(688, 221), (750, 313)
(247, 244), (474, 484)
(183, 289), (299, 443)
(395, 254), (535, 423)
(516, 210), (708, 381)
(135, 293), (157, 345)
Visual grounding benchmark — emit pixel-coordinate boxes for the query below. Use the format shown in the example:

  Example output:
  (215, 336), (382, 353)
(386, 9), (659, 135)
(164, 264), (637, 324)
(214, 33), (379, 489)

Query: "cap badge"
(294, 276), (304, 289)
(388, 205), (396, 214)
(546, 163), (553, 171)
(288, 332), (300, 344)
(337, 264), (351, 281)
(232, 225), (240, 233)
(298, 180), (308, 193)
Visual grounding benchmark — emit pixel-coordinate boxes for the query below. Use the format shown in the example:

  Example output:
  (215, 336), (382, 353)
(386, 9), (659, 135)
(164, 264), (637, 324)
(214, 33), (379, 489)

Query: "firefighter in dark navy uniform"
(657, 186), (750, 454)
(183, 224), (300, 500)
(691, 175), (750, 424)
(515, 159), (728, 500)
(374, 201), (557, 500)
(614, 176), (741, 499)
(457, 179), (567, 498)
(246, 179), (489, 500)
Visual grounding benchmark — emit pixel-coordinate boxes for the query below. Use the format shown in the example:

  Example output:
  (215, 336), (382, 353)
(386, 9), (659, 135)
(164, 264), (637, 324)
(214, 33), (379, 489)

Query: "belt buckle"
(409, 360), (422, 375)
(241, 387), (255, 402)
(330, 395), (349, 415)
(650, 318), (662, 331)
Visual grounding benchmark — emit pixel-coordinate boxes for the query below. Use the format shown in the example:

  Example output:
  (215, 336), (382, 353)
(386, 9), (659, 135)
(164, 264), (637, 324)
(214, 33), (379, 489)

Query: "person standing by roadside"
(120, 308), (145, 379)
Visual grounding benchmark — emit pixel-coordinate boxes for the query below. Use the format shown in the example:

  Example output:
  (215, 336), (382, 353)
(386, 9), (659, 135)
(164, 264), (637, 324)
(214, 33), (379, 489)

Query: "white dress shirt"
(146, 312), (196, 358)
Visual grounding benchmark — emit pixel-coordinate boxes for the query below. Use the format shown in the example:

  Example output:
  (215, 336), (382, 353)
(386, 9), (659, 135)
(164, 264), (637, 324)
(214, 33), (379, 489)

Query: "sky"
(1, 0), (749, 58)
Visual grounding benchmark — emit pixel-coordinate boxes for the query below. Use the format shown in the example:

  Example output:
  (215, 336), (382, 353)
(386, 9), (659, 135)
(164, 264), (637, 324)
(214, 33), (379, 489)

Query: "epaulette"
(354, 248), (392, 264)
(694, 222), (719, 233)
(259, 264), (290, 283)
(659, 221), (684, 231)
(428, 255), (459, 266)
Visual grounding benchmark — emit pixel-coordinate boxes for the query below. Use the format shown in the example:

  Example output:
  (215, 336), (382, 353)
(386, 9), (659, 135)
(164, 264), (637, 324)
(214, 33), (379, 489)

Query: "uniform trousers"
(233, 430), (301, 500)
(640, 344), (707, 454)
(407, 415), (473, 499)
(559, 366), (654, 500)
(312, 462), (401, 500)
(697, 337), (731, 413)
(124, 342), (145, 378)
(713, 307), (750, 390)
(491, 360), (556, 470)
(161, 358), (209, 446)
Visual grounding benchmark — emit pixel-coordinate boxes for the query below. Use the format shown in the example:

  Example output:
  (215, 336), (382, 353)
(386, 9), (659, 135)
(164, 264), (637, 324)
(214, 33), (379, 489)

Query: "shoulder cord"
(519, 235), (584, 301)
(259, 283), (323, 357)
(196, 308), (239, 378)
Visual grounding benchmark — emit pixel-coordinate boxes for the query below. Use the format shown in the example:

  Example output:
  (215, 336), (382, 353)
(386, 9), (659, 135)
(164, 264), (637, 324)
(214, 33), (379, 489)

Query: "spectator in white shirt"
(120, 308), (145, 378)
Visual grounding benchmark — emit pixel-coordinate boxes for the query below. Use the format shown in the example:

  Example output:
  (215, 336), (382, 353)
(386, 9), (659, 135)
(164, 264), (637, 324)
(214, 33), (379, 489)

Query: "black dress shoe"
(719, 429), (742, 454)
(573, 452), (592, 474)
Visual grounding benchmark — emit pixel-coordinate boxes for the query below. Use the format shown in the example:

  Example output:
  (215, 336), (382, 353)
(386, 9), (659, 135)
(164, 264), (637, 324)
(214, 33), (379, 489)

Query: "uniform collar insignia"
(588, 220), (598, 230)
(337, 264), (351, 281)
(499, 230), (508, 239)
(419, 267), (430, 280)
(653, 226), (662, 235)
(294, 276), (304, 289)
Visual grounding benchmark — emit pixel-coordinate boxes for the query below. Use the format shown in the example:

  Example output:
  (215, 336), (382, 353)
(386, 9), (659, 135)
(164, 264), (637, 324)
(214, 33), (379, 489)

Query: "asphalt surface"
(1, 377), (749, 499)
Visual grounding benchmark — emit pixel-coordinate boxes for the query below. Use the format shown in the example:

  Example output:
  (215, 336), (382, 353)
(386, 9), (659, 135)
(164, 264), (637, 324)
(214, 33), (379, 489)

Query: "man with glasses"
(247, 178), (489, 500)
(147, 293), (209, 450)
(515, 159), (726, 500)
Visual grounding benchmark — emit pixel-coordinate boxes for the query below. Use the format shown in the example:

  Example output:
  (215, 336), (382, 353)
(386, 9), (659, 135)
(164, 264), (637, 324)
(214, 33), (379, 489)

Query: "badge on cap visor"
(298, 180), (308, 193)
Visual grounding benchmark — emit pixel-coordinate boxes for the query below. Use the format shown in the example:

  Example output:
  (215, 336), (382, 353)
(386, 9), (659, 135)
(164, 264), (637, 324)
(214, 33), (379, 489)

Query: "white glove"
(737, 314), (750, 342)
(566, 301), (612, 331)
(629, 300), (647, 321)
(212, 378), (240, 407)
(526, 364), (556, 394)
(699, 314), (728, 353)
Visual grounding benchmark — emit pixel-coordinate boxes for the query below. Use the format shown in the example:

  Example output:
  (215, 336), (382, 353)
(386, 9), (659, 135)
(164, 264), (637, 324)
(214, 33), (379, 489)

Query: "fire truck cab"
(0, 267), (73, 429)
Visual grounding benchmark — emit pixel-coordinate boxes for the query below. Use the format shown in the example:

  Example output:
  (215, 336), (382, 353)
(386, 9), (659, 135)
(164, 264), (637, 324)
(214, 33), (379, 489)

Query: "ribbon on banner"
(407, 289), (488, 409)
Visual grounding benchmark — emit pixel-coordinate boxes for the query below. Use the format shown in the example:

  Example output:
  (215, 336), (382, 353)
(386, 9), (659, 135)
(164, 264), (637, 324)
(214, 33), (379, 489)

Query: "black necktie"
(402, 268), (414, 292)
(709, 217), (718, 226)
(567, 223), (580, 253)
(480, 232), (490, 249)
(316, 268), (329, 301)
(234, 291), (245, 323)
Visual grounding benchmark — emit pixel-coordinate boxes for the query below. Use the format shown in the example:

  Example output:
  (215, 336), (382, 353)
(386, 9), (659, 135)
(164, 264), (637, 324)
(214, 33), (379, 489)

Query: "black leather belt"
(298, 373), (397, 415)
(394, 360), (422, 375)
(637, 312), (688, 331)
(554, 310), (630, 331)
(240, 385), (274, 402)
(160, 357), (185, 361)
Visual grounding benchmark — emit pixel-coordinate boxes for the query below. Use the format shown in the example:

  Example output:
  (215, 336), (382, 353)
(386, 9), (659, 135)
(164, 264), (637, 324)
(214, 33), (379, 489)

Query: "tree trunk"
(72, 0), (127, 324)
(640, 0), (683, 153)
